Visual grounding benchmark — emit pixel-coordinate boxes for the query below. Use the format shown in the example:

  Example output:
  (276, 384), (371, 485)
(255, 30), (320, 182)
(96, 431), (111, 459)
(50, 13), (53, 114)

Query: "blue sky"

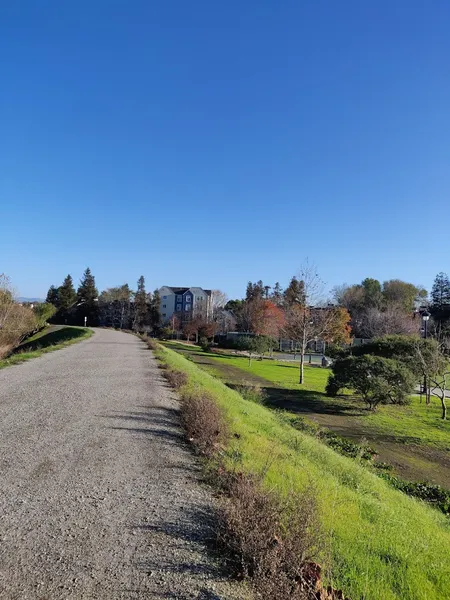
(1, 1), (449, 300)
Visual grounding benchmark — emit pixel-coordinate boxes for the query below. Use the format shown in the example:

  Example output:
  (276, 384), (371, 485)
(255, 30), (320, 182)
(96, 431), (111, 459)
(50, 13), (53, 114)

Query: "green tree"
(46, 285), (60, 307)
(236, 335), (272, 366)
(382, 280), (425, 312)
(58, 275), (77, 311)
(133, 275), (148, 332)
(77, 268), (99, 326)
(33, 303), (56, 331)
(283, 276), (306, 306)
(431, 272), (450, 329)
(326, 354), (415, 411)
(149, 289), (161, 331)
(361, 278), (383, 309)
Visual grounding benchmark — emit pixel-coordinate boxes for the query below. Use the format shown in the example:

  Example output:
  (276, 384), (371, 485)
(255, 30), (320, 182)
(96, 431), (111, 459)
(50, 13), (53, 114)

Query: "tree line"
(46, 269), (161, 332)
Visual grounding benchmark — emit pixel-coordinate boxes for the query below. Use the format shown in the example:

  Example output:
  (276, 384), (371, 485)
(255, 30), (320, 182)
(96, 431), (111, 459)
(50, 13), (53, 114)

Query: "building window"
(162, 295), (167, 300)
(162, 313), (166, 317)
(185, 305), (191, 311)
(176, 304), (181, 311)
(162, 304), (166, 308)
(186, 296), (191, 303)
(177, 295), (182, 302)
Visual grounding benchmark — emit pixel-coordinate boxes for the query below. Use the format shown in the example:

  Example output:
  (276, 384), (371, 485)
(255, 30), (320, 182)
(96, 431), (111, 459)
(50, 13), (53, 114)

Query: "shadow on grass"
(18, 327), (87, 353)
(226, 382), (365, 417)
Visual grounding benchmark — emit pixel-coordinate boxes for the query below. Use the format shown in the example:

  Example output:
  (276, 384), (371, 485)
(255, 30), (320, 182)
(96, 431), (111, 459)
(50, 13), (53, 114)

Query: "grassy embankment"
(166, 342), (450, 451)
(156, 342), (450, 600)
(0, 326), (93, 370)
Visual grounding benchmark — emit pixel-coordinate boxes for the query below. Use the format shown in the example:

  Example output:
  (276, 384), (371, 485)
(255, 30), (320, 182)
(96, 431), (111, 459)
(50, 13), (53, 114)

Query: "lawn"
(164, 341), (450, 486)
(0, 326), (93, 369)
(156, 343), (450, 600)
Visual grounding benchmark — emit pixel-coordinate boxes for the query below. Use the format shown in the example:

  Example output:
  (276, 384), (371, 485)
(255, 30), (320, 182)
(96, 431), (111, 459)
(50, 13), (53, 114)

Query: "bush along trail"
(143, 336), (450, 600)
(144, 336), (349, 600)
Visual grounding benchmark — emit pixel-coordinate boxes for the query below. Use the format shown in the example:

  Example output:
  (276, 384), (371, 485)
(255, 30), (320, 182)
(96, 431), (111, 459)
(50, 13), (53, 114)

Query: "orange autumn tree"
(251, 300), (285, 356)
(323, 307), (352, 345)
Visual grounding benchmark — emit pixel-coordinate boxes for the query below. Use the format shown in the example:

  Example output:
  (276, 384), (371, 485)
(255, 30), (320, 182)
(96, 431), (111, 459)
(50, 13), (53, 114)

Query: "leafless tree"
(283, 263), (328, 384)
(0, 274), (36, 357)
(359, 307), (418, 339)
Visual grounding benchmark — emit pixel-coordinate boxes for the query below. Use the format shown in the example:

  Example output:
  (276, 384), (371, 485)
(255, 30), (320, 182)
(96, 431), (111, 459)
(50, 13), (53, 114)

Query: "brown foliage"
(216, 471), (320, 600)
(162, 369), (188, 389)
(0, 275), (36, 355)
(179, 390), (228, 456)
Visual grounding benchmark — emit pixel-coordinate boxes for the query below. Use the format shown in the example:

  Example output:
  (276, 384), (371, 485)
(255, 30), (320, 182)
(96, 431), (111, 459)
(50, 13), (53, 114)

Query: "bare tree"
(283, 263), (327, 384)
(429, 371), (450, 420)
(359, 307), (418, 338)
(211, 289), (228, 319)
(0, 274), (36, 357)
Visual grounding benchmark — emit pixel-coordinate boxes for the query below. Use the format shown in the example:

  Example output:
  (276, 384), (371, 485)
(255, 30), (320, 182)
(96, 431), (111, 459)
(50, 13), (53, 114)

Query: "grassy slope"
(167, 343), (450, 451)
(0, 327), (93, 369)
(157, 343), (450, 600)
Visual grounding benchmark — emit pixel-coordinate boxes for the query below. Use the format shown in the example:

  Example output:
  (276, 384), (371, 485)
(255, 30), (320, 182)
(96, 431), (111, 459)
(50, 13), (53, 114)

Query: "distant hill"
(17, 297), (45, 303)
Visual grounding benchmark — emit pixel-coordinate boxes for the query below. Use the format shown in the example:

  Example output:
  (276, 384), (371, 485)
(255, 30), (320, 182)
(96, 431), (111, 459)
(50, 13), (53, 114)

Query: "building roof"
(162, 286), (212, 296)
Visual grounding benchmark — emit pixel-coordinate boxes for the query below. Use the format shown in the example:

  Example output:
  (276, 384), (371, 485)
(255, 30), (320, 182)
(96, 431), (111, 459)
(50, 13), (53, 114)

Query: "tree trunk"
(442, 397), (447, 420)
(299, 352), (304, 384)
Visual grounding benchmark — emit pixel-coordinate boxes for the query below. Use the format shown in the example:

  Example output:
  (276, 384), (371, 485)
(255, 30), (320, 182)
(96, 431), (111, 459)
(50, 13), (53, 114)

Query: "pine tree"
(46, 285), (60, 307)
(271, 282), (283, 305)
(431, 272), (450, 327)
(149, 289), (161, 331)
(77, 268), (99, 325)
(58, 275), (77, 311)
(283, 276), (306, 306)
(431, 272), (450, 309)
(133, 275), (148, 332)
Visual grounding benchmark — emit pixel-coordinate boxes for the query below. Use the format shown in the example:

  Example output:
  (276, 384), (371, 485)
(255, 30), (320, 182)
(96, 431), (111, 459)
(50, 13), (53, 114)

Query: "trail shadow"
(131, 505), (231, 587)
(18, 327), (87, 352)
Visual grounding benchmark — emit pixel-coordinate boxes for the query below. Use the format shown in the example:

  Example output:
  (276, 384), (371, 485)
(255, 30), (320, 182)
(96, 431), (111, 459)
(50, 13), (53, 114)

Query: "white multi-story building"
(159, 286), (213, 323)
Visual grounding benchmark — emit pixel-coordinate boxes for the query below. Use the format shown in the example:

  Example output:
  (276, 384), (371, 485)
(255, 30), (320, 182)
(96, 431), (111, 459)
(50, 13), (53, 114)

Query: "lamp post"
(422, 310), (431, 402)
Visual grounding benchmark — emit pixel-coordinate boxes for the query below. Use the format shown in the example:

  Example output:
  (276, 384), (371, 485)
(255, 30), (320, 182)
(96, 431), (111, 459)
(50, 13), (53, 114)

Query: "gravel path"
(0, 329), (247, 599)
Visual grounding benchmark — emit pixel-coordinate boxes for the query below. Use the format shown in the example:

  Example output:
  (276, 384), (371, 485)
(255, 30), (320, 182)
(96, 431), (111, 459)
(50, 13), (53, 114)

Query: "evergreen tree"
(431, 272), (450, 327)
(149, 289), (161, 331)
(133, 275), (148, 332)
(58, 275), (77, 310)
(271, 282), (283, 305)
(46, 285), (60, 307)
(77, 268), (99, 325)
(431, 272), (450, 310)
(283, 276), (306, 306)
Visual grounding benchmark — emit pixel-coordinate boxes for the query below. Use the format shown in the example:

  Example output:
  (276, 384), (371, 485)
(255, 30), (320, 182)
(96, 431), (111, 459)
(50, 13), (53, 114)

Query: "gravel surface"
(0, 329), (248, 599)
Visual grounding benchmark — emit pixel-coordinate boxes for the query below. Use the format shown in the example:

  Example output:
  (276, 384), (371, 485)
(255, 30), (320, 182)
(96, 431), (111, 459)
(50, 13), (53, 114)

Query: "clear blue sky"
(1, 1), (449, 300)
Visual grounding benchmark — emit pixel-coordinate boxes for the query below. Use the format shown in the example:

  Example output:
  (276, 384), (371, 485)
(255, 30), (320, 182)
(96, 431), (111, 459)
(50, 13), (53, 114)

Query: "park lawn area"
(156, 343), (450, 600)
(0, 326), (92, 369)
(165, 341), (450, 450)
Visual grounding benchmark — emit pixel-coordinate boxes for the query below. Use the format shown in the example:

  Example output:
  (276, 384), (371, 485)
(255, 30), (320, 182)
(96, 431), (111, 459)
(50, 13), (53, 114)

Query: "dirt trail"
(0, 329), (246, 599)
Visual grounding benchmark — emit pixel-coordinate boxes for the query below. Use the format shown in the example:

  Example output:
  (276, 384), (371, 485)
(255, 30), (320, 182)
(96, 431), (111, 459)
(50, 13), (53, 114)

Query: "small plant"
(234, 383), (267, 404)
(179, 390), (229, 456)
(216, 470), (320, 600)
(162, 369), (188, 389)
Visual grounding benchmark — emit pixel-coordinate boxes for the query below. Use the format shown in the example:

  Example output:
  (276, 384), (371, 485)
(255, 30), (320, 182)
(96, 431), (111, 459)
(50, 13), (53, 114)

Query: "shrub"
(179, 390), (228, 456)
(199, 336), (211, 352)
(217, 471), (319, 600)
(234, 383), (267, 404)
(326, 354), (415, 410)
(162, 369), (188, 389)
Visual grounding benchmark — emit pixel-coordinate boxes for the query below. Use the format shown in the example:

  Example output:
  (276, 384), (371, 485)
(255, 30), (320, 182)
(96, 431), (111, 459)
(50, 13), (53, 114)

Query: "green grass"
(0, 327), (93, 369)
(166, 342), (450, 451)
(156, 343), (450, 600)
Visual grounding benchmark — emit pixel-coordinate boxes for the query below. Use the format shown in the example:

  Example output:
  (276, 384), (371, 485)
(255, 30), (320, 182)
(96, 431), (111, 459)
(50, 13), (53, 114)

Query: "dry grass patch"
(179, 390), (229, 456)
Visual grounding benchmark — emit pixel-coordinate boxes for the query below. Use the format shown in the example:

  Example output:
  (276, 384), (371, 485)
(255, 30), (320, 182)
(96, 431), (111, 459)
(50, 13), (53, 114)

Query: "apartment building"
(158, 286), (212, 323)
